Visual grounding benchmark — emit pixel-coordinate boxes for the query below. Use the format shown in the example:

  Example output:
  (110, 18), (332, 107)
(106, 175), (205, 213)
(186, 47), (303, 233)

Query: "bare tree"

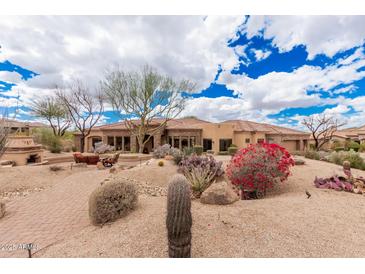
(56, 80), (104, 153)
(102, 65), (194, 153)
(30, 96), (71, 136)
(0, 111), (10, 158)
(302, 114), (346, 151)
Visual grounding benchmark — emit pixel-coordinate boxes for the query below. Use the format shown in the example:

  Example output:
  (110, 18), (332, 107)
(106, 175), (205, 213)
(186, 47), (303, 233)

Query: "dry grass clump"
(0, 201), (5, 219)
(88, 178), (138, 225)
(49, 165), (64, 172)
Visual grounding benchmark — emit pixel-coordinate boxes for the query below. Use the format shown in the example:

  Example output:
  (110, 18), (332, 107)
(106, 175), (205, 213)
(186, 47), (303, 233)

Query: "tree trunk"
(138, 140), (144, 154)
(80, 136), (85, 153)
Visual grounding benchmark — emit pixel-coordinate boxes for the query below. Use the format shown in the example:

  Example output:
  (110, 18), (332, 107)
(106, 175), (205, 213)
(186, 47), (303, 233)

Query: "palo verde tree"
(56, 80), (104, 153)
(30, 96), (71, 136)
(102, 65), (194, 153)
(302, 114), (346, 151)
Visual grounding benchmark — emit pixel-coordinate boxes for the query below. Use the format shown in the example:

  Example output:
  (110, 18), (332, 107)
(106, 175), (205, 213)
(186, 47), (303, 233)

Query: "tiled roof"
(3, 119), (49, 128)
(222, 120), (308, 135)
(333, 124), (365, 139)
(80, 117), (309, 136)
(96, 117), (211, 131)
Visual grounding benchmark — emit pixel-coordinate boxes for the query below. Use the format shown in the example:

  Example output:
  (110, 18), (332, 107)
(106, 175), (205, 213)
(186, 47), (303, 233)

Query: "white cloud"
(0, 15), (245, 108)
(252, 49), (271, 61)
(244, 16), (365, 59)
(217, 51), (365, 112)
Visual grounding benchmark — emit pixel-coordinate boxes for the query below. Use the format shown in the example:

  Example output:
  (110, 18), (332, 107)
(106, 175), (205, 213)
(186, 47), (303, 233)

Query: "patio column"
(113, 136), (116, 148)
(154, 133), (161, 149)
(122, 136), (125, 152)
(188, 136), (190, 148)
(299, 139), (304, 151)
(179, 136), (182, 150)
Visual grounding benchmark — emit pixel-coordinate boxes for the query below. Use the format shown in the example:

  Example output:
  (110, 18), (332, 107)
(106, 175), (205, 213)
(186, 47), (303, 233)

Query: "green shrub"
(292, 150), (305, 156)
(359, 143), (365, 153)
(328, 150), (365, 170)
(183, 147), (194, 156)
(304, 150), (320, 160)
(346, 141), (360, 152)
(49, 137), (62, 153)
(32, 128), (72, 153)
(228, 146), (238, 156)
(88, 178), (138, 225)
(331, 140), (344, 150)
(206, 150), (214, 154)
(218, 151), (229, 155)
(334, 147), (345, 152)
(193, 145), (203, 156)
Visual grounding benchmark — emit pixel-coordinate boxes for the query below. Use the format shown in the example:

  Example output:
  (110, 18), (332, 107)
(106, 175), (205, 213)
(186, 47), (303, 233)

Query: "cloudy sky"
(1, 15), (365, 129)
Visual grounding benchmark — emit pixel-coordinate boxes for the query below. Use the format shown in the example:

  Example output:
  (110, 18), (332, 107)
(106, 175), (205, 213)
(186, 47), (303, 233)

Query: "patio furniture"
(73, 152), (100, 165)
(101, 152), (120, 167)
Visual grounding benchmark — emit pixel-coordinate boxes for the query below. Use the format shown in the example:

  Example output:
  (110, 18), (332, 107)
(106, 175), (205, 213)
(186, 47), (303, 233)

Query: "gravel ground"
(36, 157), (365, 258)
(0, 162), (95, 201)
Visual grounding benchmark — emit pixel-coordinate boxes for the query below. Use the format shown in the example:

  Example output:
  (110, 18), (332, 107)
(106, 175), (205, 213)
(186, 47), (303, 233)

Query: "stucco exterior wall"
(74, 121), (310, 153)
(200, 123), (234, 152)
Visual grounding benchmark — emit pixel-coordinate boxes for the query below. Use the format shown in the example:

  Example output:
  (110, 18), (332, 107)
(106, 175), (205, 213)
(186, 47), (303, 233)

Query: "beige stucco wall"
(200, 123), (234, 152)
(75, 122), (310, 153)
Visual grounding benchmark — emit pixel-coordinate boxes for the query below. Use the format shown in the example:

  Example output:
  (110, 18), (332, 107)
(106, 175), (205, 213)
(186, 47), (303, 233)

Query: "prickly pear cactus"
(166, 174), (192, 258)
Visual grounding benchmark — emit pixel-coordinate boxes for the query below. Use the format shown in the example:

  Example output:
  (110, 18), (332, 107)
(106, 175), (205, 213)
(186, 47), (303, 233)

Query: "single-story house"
(74, 118), (310, 153)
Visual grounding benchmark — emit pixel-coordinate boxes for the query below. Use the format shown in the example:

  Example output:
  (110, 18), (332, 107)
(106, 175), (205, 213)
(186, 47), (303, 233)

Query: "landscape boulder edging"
(200, 181), (239, 205)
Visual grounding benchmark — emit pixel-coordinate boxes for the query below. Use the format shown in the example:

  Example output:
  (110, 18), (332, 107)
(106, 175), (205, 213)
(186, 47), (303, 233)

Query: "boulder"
(0, 202), (5, 219)
(200, 181), (239, 205)
(294, 157), (305, 165)
(109, 167), (117, 174)
(96, 162), (105, 170)
(0, 160), (15, 166)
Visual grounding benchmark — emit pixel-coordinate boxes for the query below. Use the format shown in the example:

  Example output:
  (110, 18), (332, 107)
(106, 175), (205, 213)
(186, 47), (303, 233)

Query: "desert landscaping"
(1, 153), (365, 258)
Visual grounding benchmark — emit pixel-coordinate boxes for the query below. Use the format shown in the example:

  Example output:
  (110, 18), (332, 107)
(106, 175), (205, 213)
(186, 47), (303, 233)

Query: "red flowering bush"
(226, 143), (295, 196)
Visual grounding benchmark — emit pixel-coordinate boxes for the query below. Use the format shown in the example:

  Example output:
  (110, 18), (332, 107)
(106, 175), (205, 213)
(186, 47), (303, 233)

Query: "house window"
(203, 139), (212, 152)
(107, 136), (115, 146)
(168, 137), (173, 146)
(116, 137), (123, 150)
(124, 136), (130, 151)
(245, 138), (250, 144)
(257, 138), (265, 144)
(173, 137), (180, 148)
(219, 139), (232, 151)
(92, 137), (102, 149)
(190, 136), (196, 147)
(181, 137), (189, 149)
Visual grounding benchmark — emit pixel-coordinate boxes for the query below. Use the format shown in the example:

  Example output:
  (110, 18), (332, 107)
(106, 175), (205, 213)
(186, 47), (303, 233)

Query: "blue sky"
(1, 16), (365, 129)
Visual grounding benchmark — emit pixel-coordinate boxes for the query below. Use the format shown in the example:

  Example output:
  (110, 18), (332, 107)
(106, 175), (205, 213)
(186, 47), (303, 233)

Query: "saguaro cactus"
(166, 174), (192, 258)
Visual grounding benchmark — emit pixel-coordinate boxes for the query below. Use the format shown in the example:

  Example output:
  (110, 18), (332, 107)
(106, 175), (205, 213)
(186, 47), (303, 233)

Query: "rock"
(109, 167), (117, 174)
(200, 181), (239, 205)
(0, 202), (5, 219)
(164, 155), (173, 161)
(96, 162), (105, 170)
(294, 157), (305, 165)
(0, 160), (15, 166)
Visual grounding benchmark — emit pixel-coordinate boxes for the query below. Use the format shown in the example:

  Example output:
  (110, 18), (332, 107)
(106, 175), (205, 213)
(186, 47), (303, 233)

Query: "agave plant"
(178, 155), (224, 198)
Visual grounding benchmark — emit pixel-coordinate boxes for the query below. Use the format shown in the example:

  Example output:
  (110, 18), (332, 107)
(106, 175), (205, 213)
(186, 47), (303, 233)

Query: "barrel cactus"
(166, 174), (192, 258)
